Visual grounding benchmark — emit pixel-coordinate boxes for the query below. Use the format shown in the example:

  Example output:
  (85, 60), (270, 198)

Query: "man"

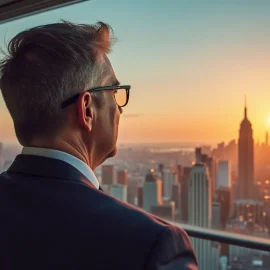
(0, 21), (197, 269)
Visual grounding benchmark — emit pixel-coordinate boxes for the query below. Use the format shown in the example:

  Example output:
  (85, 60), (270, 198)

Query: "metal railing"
(170, 221), (270, 252)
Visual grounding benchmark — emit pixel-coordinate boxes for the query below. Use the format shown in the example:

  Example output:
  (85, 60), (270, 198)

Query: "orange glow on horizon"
(1, 106), (270, 145)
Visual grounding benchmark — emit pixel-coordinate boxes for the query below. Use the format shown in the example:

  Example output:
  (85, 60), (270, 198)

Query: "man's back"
(0, 21), (197, 270)
(0, 154), (197, 269)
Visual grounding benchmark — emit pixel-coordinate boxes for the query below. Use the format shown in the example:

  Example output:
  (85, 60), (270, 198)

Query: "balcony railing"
(170, 221), (270, 252)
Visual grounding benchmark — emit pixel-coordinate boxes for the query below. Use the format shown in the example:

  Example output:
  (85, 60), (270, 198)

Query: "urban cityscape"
(1, 100), (270, 269)
(1, 1), (270, 269)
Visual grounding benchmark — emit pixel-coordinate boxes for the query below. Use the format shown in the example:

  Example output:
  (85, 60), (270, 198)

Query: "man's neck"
(27, 138), (96, 169)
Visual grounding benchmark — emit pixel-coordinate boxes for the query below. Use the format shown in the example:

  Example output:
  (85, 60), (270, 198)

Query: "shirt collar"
(21, 147), (99, 189)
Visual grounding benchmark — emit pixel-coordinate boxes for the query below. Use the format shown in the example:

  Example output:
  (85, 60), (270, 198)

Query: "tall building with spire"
(238, 98), (254, 199)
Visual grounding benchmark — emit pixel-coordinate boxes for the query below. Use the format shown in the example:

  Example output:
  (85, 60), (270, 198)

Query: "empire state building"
(238, 100), (254, 199)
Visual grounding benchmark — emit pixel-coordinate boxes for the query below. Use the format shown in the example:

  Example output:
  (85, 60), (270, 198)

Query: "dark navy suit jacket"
(0, 154), (197, 269)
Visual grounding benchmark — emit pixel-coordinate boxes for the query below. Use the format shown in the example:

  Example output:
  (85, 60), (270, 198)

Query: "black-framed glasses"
(61, 85), (131, 109)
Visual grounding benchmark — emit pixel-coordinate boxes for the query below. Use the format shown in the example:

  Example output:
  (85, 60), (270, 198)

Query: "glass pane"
(114, 88), (126, 107)
(1, 2), (270, 270)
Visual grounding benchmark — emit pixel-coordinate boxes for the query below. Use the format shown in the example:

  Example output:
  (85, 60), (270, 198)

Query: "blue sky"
(1, 0), (270, 144)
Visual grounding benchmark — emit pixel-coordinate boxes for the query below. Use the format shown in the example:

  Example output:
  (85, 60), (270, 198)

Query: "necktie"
(99, 186), (103, 191)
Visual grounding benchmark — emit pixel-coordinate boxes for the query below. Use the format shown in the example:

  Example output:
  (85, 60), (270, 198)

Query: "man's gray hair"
(0, 21), (115, 145)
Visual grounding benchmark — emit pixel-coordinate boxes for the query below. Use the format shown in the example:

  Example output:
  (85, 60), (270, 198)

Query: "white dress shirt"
(21, 147), (99, 189)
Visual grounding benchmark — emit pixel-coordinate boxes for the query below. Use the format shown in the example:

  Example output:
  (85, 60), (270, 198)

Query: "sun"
(267, 117), (270, 127)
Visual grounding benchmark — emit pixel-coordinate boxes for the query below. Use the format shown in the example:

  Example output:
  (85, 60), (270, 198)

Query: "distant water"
(118, 142), (217, 152)
(149, 147), (195, 153)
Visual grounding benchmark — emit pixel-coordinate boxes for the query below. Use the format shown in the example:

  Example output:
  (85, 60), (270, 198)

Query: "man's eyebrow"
(113, 79), (120, 86)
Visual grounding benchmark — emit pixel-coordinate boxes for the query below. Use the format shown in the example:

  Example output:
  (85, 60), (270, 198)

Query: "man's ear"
(77, 92), (94, 132)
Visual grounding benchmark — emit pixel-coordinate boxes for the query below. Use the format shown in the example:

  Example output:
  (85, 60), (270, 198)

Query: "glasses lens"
(114, 88), (127, 107)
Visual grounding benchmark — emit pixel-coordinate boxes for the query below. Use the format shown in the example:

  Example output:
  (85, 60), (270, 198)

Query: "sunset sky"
(1, 0), (270, 145)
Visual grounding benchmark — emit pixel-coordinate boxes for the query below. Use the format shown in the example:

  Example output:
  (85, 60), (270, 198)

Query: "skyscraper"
(158, 164), (164, 174)
(143, 169), (162, 213)
(163, 169), (176, 199)
(188, 163), (219, 270)
(176, 164), (183, 183)
(195, 147), (202, 163)
(158, 163), (165, 196)
(188, 164), (212, 227)
(110, 184), (127, 202)
(127, 176), (141, 205)
(137, 185), (143, 208)
(181, 166), (191, 222)
(238, 98), (254, 199)
(216, 187), (232, 229)
(212, 201), (221, 229)
(196, 148), (216, 193)
(217, 160), (231, 188)
(102, 165), (114, 185)
(117, 170), (128, 186)
(171, 183), (180, 211)
(206, 156), (216, 196)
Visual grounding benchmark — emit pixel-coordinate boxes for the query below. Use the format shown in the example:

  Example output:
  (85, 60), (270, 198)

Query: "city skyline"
(1, 1), (270, 144)
(1, 99), (269, 148)
(0, 2), (270, 268)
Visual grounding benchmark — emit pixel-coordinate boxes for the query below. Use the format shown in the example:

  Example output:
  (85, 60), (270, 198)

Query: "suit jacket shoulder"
(143, 224), (198, 269)
(92, 194), (198, 269)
